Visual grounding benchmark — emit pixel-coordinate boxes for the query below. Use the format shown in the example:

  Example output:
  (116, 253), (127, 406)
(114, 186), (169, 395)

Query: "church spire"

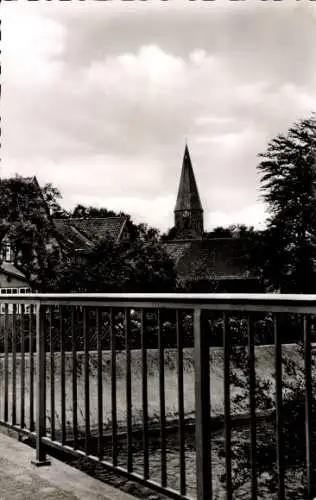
(174, 144), (204, 239)
(175, 144), (203, 212)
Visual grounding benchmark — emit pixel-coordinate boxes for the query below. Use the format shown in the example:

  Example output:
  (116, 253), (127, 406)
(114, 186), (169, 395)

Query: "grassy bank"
(0, 344), (305, 437)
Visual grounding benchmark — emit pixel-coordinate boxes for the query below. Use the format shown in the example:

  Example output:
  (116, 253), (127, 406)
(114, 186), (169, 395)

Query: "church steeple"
(174, 144), (204, 239)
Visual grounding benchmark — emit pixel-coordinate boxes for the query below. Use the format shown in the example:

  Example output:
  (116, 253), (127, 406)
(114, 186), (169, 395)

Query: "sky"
(2, 1), (316, 233)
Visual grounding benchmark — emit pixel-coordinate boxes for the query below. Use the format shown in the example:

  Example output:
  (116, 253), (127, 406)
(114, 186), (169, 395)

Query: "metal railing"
(0, 293), (315, 499)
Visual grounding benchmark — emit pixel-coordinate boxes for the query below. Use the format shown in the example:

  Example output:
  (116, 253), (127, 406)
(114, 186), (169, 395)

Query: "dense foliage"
(0, 177), (177, 294)
(256, 114), (316, 292)
(51, 232), (177, 294)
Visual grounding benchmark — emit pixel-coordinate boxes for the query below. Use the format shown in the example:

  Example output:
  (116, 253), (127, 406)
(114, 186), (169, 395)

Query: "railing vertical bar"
(223, 312), (232, 500)
(97, 308), (103, 460)
(20, 304), (25, 428)
(274, 313), (284, 500)
(49, 306), (55, 441)
(304, 314), (313, 499)
(29, 305), (35, 432)
(141, 309), (149, 479)
(84, 307), (90, 455)
(71, 307), (78, 450)
(194, 307), (212, 500)
(32, 303), (50, 466)
(248, 314), (257, 500)
(176, 309), (186, 496)
(12, 304), (17, 425)
(110, 308), (117, 466)
(4, 303), (9, 422)
(158, 309), (167, 487)
(125, 308), (133, 473)
(60, 307), (66, 445)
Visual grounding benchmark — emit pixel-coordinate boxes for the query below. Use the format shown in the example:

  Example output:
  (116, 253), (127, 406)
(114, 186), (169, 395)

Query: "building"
(52, 216), (130, 262)
(164, 145), (261, 292)
(0, 233), (31, 313)
(0, 176), (58, 302)
(0, 147), (260, 294)
(0, 176), (132, 296)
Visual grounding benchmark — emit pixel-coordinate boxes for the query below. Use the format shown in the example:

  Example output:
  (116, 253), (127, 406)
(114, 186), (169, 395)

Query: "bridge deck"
(0, 430), (137, 500)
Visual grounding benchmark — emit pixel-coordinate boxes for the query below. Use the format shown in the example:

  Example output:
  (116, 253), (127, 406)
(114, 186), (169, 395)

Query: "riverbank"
(0, 343), (306, 433)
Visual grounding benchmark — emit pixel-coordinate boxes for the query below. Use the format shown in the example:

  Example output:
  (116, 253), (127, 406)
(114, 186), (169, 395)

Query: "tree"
(0, 176), (62, 290)
(53, 232), (177, 293)
(257, 114), (316, 293)
(42, 183), (69, 219)
(161, 226), (178, 241)
(204, 226), (233, 238)
(222, 116), (316, 497)
(71, 204), (122, 219)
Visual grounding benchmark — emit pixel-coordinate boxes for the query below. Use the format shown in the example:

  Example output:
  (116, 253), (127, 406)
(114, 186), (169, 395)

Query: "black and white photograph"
(1, 1), (316, 499)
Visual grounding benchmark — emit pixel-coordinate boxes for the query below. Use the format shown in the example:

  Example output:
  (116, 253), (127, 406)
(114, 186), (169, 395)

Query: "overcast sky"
(2, 1), (316, 232)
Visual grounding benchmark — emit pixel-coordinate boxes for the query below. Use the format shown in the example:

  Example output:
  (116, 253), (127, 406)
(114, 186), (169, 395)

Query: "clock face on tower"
(183, 210), (190, 218)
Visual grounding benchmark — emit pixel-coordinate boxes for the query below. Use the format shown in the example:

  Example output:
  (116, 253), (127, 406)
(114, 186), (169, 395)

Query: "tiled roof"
(69, 217), (127, 241)
(164, 238), (254, 281)
(53, 219), (93, 250)
(53, 217), (128, 250)
(22, 176), (38, 184)
(0, 262), (27, 281)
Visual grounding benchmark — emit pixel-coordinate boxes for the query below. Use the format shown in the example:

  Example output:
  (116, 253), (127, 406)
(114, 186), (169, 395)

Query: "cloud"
(207, 203), (268, 232)
(2, 1), (316, 231)
(3, 6), (65, 85)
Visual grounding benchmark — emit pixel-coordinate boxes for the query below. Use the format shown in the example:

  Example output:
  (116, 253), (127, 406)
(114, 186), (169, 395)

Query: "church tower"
(174, 144), (204, 240)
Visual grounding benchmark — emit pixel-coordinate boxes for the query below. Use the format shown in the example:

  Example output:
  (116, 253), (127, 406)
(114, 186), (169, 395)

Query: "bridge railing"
(0, 293), (315, 500)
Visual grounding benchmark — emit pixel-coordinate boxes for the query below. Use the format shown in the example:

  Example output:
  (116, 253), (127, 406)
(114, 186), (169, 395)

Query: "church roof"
(174, 145), (203, 213)
(164, 238), (254, 282)
(53, 216), (128, 250)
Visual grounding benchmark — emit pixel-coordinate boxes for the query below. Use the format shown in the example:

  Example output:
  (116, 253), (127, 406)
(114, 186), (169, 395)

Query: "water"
(72, 426), (240, 499)
(72, 422), (306, 500)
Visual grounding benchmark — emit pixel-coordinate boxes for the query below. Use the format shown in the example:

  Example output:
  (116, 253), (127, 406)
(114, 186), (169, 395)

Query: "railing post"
(194, 308), (212, 500)
(31, 303), (51, 466)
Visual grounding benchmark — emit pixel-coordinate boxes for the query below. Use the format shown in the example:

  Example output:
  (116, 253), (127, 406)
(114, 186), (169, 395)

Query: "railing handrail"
(2, 293), (316, 313)
(1, 292), (316, 300)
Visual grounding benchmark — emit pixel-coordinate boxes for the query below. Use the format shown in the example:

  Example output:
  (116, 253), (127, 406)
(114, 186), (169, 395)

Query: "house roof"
(0, 261), (28, 281)
(53, 219), (93, 250)
(22, 176), (38, 184)
(53, 216), (128, 250)
(164, 238), (255, 282)
(174, 145), (203, 213)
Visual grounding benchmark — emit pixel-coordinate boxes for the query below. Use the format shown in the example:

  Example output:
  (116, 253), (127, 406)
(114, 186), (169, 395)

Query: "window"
(2, 243), (13, 263)
(0, 287), (32, 314)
